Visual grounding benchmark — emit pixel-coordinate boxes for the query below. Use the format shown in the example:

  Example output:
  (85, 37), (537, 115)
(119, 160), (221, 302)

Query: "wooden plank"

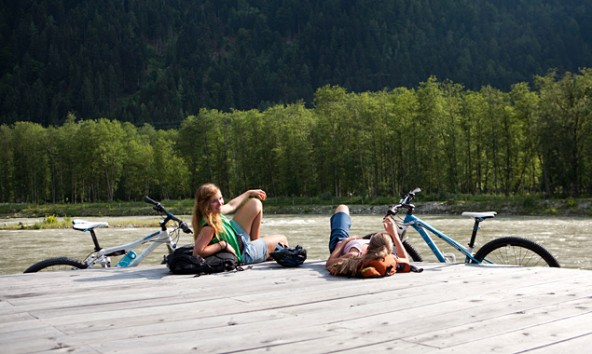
(54, 272), (584, 350)
(521, 332), (592, 353)
(1, 261), (591, 353)
(423, 312), (592, 353)
(13, 263), (544, 327)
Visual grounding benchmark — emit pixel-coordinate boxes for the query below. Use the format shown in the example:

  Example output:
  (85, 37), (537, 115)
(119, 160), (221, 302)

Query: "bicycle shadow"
(71, 261), (484, 284)
(72, 266), (171, 282)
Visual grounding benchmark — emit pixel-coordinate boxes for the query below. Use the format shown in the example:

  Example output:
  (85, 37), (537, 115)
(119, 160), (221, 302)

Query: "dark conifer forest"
(1, 1), (592, 203)
(1, 0), (591, 126)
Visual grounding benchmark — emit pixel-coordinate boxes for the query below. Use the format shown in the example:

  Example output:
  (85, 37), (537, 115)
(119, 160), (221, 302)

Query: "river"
(1, 214), (590, 275)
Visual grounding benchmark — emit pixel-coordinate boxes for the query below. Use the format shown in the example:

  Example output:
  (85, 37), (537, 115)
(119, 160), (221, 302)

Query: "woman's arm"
(383, 216), (409, 262)
(326, 238), (355, 269)
(220, 189), (266, 214)
(193, 226), (235, 257)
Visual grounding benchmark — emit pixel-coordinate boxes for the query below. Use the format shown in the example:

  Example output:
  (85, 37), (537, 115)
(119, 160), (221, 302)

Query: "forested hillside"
(1, 70), (591, 203)
(1, 0), (591, 127)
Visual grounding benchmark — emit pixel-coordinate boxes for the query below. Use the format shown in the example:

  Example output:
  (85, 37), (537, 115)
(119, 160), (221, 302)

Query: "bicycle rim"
(474, 237), (560, 267)
(24, 257), (88, 273)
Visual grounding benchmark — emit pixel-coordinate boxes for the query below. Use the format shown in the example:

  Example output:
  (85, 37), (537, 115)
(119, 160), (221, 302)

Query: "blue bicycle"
(389, 188), (560, 267)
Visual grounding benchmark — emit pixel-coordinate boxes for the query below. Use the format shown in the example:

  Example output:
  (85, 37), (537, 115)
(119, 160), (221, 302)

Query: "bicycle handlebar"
(143, 195), (160, 206)
(387, 187), (421, 216)
(144, 196), (193, 234)
(178, 221), (193, 234)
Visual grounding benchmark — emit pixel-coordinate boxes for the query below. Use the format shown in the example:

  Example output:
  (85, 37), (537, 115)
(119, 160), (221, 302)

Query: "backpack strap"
(396, 259), (424, 273)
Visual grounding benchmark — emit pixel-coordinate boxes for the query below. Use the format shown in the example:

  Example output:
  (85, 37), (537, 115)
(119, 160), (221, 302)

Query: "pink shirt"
(342, 239), (369, 256)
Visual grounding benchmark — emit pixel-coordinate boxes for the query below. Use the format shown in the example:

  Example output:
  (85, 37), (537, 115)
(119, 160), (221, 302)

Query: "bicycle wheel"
(474, 237), (560, 267)
(403, 240), (423, 262)
(24, 257), (88, 273)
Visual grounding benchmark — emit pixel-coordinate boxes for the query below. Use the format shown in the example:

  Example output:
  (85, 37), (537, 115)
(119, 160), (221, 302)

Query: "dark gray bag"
(166, 244), (239, 275)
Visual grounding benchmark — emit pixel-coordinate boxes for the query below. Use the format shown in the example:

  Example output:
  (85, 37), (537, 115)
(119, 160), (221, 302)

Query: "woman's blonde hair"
(329, 233), (393, 276)
(192, 183), (223, 241)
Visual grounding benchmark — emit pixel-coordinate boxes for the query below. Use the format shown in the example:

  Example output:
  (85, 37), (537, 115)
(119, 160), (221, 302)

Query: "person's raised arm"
(220, 189), (266, 214)
(383, 216), (409, 261)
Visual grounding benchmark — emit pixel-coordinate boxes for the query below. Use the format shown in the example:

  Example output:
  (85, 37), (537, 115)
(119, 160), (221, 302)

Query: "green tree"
(509, 82), (541, 194)
(0, 124), (15, 202)
(119, 122), (155, 200)
(76, 119), (126, 201)
(264, 103), (316, 196)
(536, 69), (592, 196)
(154, 129), (190, 200)
(177, 109), (228, 192)
(460, 90), (487, 193)
(312, 85), (350, 197)
(385, 87), (419, 195)
(11, 122), (49, 202)
(415, 77), (447, 194)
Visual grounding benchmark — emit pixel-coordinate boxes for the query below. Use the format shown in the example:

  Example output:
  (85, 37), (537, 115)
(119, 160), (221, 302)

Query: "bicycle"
(387, 188), (560, 267)
(24, 196), (193, 272)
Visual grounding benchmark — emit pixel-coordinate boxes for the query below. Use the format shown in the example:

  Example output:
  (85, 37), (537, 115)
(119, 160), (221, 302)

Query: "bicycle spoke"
(487, 245), (545, 266)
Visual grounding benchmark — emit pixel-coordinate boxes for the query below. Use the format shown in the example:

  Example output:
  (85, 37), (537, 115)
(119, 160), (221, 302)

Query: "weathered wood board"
(1, 261), (591, 353)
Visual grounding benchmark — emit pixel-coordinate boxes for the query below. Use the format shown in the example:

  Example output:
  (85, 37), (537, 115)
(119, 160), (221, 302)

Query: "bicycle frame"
(23, 196), (194, 273)
(401, 213), (481, 264)
(388, 188), (559, 268)
(85, 228), (177, 268)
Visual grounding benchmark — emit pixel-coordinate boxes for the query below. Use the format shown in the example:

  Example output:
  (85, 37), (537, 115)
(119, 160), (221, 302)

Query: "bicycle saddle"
(461, 211), (497, 219)
(72, 219), (109, 231)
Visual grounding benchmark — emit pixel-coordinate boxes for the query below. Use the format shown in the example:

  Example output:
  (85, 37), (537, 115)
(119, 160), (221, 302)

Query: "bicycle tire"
(403, 240), (423, 262)
(474, 237), (560, 267)
(24, 257), (88, 273)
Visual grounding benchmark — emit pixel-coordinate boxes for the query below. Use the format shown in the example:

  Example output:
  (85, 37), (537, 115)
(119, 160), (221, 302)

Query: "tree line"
(1, 70), (591, 203)
(2, 0), (591, 127)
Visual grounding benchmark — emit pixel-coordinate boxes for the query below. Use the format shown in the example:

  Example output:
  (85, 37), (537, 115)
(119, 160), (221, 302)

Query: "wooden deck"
(1, 261), (591, 353)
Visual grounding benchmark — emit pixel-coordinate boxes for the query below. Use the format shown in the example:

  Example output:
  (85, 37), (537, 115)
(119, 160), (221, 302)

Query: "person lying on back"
(326, 205), (411, 277)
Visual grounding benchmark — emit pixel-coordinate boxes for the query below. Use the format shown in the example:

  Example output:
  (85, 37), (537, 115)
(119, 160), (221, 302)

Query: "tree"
(312, 85), (350, 197)
(118, 122), (155, 200)
(0, 124), (15, 202)
(11, 122), (49, 202)
(536, 69), (592, 196)
(154, 129), (190, 200)
(509, 82), (541, 194)
(76, 119), (125, 201)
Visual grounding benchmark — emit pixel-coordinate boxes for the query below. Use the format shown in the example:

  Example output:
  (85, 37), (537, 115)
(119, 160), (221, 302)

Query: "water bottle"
(116, 250), (137, 267)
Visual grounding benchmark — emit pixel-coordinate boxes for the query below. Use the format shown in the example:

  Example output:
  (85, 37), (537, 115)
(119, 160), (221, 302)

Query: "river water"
(1, 214), (590, 275)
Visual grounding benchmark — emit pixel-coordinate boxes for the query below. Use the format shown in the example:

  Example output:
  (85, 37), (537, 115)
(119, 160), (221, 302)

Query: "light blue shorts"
(230, 220), (268, 264)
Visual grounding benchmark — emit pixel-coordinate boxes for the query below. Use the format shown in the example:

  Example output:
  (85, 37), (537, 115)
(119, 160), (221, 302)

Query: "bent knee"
(335, 204), (350, 214)
(246, 197), (263, 211)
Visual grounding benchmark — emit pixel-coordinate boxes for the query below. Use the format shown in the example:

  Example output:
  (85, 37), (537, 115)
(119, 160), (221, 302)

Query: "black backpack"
(166, 244), (239, 275)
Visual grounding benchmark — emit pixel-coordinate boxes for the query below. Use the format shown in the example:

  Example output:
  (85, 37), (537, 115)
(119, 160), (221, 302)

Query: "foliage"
(1, 0), (591, 127)
(1, 71), (592, 203)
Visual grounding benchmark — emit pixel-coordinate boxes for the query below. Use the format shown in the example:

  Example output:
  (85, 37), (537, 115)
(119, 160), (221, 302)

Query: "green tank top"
(201, 215), (242, 263)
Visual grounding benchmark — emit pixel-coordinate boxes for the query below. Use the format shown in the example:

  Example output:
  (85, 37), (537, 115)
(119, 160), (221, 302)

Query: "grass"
(1, 194), (592, 223)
